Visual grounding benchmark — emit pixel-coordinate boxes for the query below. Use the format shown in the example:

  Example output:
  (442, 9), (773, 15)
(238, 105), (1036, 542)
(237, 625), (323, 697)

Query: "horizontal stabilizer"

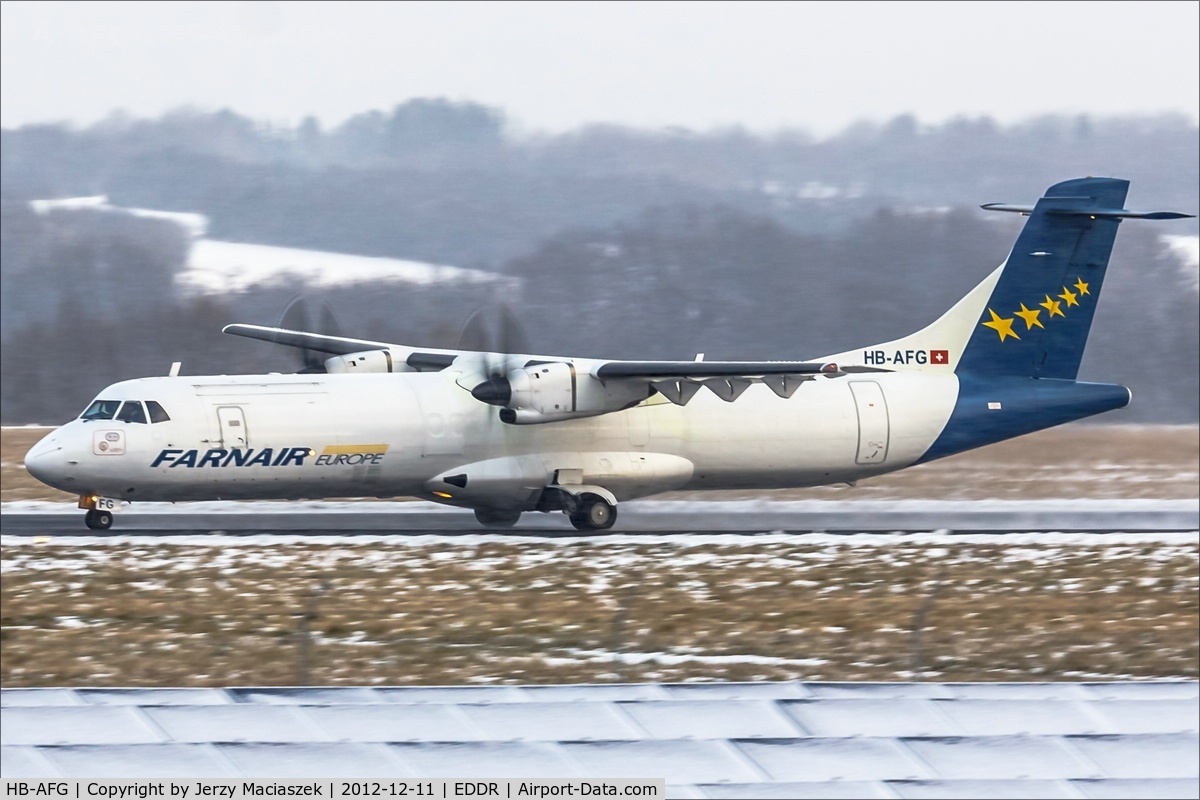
(981, 203), (1194, 220)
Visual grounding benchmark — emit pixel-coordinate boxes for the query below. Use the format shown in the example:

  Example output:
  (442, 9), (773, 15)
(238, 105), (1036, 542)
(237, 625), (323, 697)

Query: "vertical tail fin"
(961, 177), (1126, 379)
(824, 177), (1192, 378)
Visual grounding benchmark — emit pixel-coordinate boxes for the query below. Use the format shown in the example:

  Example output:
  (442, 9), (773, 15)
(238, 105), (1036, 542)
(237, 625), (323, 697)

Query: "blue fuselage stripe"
(919, 373), (1130, 463)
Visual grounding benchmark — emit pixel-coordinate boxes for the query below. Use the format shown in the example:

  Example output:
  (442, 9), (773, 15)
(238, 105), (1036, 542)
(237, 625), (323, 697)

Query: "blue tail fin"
(914, 177), (1193, 462)
(959, 177), (1193, 378)
(819, 177), (1190, 381)
(960, 177), (1127, 380)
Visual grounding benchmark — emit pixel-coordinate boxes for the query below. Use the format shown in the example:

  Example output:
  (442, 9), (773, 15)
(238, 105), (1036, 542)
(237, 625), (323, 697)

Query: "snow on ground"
(27, 197), (512, 294)
(4, 530), (1197, 552)
(178, 239), (512, 294)
(29, 196), (209, 237)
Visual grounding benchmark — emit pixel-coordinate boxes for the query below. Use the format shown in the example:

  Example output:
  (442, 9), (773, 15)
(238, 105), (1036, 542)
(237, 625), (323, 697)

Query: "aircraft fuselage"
(25, 368), (957, 507)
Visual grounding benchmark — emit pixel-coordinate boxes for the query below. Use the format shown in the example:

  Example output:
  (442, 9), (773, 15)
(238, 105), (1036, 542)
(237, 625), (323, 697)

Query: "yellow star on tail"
(1058, 286), (1079, 307)
(982, 308), (1020, 341)
(1014, 303), (1044, 330)
(1074, 277), (1090, 296)
(1040, 294), (1064, 317)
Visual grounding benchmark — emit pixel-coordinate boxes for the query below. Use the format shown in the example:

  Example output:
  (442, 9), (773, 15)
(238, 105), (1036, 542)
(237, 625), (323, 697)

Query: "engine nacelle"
(500, 361), (650, 424)
(323, 349), (413, 374)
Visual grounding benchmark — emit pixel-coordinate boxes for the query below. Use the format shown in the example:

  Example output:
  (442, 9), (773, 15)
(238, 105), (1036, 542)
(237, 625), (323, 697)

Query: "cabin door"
(216, 406), (249, 450)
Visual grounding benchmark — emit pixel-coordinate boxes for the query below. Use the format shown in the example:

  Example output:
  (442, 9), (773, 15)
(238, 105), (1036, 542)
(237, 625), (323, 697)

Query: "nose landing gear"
(79, 495), (118, 530)
(84, 508), (114, 530)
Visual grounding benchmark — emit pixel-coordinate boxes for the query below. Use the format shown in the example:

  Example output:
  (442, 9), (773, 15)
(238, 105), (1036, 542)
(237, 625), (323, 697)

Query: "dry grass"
(2, 537), (1196, 687)
(4, 423), (1197, 504)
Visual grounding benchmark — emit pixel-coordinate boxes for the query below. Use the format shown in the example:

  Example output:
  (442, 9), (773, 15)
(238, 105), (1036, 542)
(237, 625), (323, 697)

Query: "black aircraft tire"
(570, 495), (617, 531)
(85, 509), (114, 531)
(474, 508), (522, 528)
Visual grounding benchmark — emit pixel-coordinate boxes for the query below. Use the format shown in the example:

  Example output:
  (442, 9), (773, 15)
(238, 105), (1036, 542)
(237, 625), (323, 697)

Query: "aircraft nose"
(24, 432), (70, 490)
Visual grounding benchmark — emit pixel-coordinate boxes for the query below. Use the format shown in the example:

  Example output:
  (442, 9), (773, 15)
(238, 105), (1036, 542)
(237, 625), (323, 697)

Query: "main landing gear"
(474, 508), (523, 528)
(84, 509), (114, 531)
(467, 488), (618, 532)
(569, 493), (617, 531)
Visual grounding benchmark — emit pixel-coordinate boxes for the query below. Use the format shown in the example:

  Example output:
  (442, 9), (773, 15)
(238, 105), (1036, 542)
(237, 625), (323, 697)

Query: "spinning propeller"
(276, 296), (344, 373)
(454, 305), (530, 406)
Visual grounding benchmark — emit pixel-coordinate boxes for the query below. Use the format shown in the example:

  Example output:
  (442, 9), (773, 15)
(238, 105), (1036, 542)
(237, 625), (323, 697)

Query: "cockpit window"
(116, 401), (148, 424)
(81, 400), (121, 421)
(145, 400), (171, 423)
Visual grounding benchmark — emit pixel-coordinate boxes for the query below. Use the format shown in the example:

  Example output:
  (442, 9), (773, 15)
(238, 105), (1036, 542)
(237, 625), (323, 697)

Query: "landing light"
(433, 491), (453, 499)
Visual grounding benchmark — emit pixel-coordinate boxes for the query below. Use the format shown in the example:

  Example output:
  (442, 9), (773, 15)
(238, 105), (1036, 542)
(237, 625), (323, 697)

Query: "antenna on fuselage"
(169, 362), (181, 377)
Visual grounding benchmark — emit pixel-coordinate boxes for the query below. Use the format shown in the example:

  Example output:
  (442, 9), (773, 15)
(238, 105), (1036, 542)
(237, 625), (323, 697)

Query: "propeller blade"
(455, 304), (530, 404)
(278, 296), (344, 374)
(497, 305), (529, 358)
(457, 308), (494, 354)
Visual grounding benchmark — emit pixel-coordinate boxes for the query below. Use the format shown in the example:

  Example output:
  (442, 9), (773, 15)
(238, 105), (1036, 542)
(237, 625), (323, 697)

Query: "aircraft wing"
(223, 322), (888, 416)
(222, 324), (464, 371)
(223, 324), (397, 355)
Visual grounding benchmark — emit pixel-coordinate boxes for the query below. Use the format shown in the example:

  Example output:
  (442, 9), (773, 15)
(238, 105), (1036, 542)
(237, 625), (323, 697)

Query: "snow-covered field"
(29, 196), (515, 294)
(178, 239), (512, 294)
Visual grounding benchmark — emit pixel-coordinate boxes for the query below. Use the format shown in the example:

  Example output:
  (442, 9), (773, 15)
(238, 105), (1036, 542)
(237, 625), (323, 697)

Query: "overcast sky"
(2, 1), (1197, 137)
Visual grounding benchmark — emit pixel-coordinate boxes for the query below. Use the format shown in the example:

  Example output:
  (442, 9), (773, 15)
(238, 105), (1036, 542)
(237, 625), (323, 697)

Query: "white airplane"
(24, 177), (1192, 531)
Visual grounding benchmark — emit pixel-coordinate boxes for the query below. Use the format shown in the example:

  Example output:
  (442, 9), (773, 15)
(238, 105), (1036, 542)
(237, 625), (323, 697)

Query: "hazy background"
(5, 2), (1198, 135)
(2, 1), (1197, 423)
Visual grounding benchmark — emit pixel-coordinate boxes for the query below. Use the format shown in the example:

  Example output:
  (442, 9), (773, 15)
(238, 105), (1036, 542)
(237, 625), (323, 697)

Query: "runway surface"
(2, 498), (1197, 537)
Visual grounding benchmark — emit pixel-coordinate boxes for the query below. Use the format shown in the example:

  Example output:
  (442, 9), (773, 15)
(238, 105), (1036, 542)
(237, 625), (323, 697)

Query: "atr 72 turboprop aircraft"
(24, 178), (1193, 531)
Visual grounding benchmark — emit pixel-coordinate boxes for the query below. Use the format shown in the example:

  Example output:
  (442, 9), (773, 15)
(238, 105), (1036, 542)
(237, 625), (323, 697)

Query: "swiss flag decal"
(930, 350), (949, 364)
